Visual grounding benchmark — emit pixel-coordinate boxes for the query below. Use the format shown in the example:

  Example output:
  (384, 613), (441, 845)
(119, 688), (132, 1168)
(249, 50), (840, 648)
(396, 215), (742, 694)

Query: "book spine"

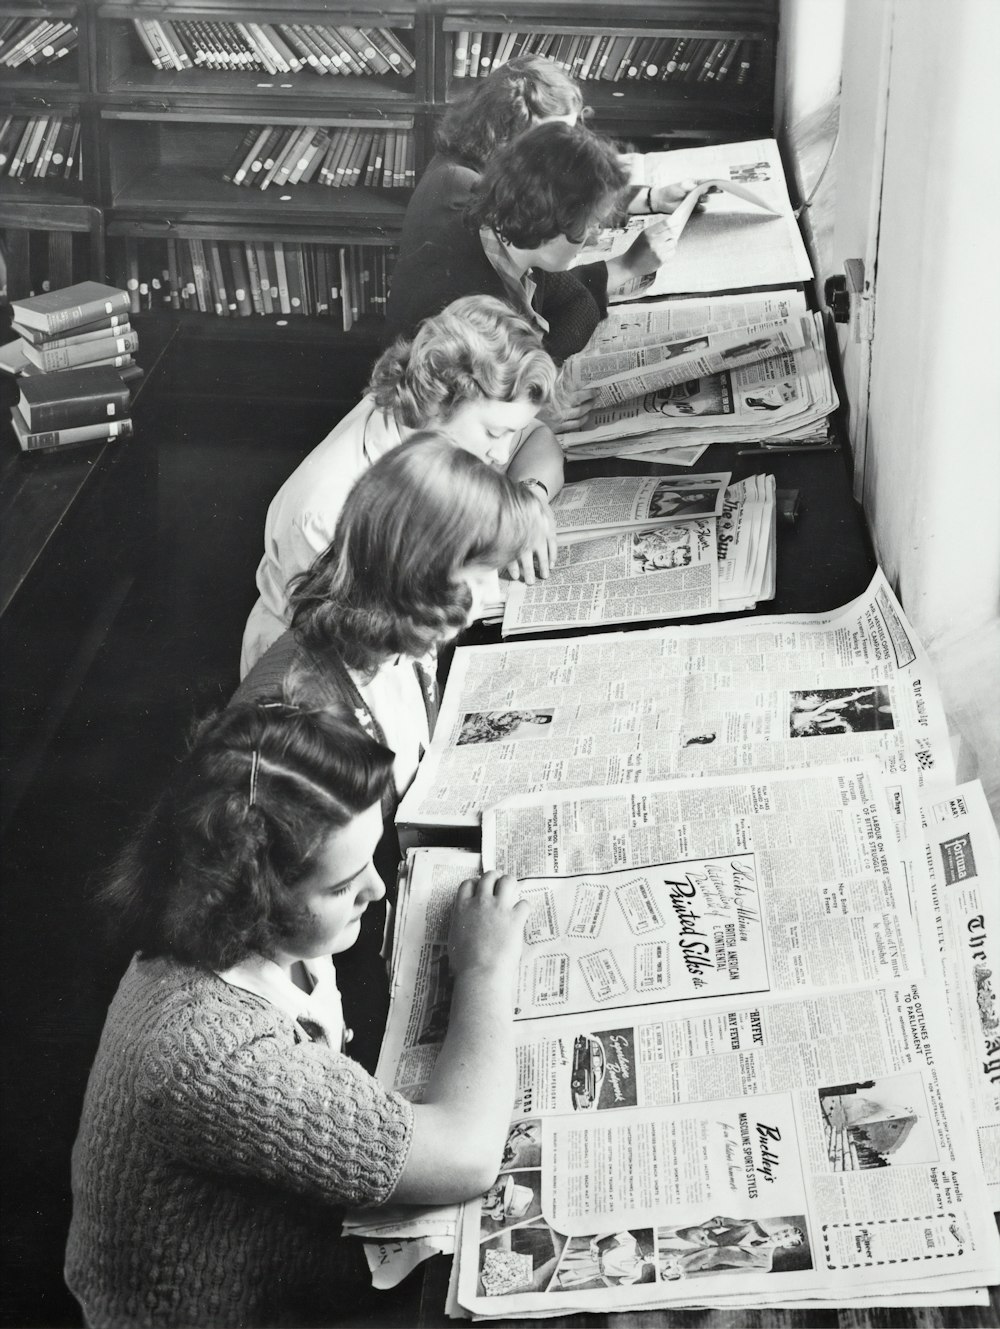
(451, 28), (469, 78)
(242, 242), (264, 315)
(21, 386), (130, 432)
(28, 331), (140, 371)
(17, 416), (133, 453)
(38, 291), (131, 336)
(272, 241), (291, 314)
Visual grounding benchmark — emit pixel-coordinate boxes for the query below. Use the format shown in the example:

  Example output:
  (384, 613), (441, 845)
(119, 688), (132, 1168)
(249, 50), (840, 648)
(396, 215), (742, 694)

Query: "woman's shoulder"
(110, 954), (297, 1060)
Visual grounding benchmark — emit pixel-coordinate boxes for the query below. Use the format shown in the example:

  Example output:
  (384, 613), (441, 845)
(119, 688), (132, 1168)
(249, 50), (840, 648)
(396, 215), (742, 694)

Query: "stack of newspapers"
(558, 137), (837, 458)
(357, 575), (1000, 1316)
(500, 471), (776, 634)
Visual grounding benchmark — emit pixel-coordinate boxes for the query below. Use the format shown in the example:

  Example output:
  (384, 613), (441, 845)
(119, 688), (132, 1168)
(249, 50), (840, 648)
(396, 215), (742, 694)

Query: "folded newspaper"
(576, 138), (813, 299)
(559, 312), (837, 454)
(561, 290), (810, 409)
(502, 475), (775, 636)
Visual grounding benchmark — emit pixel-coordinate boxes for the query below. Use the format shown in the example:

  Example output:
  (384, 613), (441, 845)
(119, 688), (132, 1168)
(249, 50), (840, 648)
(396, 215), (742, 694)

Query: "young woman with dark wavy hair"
(385, 120), (677, 365)
(66, 702), (528, 1328)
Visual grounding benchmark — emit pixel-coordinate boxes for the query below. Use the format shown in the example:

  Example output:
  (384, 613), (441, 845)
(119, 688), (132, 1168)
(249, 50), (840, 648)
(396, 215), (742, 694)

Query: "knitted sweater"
(65, 955), (414, 1329)
(384, 152), (609, 364)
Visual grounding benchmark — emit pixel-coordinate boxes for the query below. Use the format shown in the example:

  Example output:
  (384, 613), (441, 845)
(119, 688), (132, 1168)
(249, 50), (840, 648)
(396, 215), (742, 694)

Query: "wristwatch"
(520, 477), (550, 499)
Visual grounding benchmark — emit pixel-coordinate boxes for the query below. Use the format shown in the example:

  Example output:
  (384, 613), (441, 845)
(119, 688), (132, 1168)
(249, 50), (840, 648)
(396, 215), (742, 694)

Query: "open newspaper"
(396, 570), (954, 836)
(918, 780), (1000, 1208)
(370, 763), (1000, 1314)
(552, 472), (730, 544)
(587, 138), (813, 298)
(562, 291), (810, 408)
(559, 312), (837, 453)
(502, 476), (774, 636)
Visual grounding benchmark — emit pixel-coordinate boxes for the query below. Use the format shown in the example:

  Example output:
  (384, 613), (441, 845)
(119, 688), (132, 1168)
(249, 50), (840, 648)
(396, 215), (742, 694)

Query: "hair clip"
(248, 749), (261, 808)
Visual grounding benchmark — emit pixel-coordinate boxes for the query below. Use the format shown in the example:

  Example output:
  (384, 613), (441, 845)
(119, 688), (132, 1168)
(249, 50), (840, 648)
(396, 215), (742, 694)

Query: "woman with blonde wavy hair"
(240, 294), (564, 675)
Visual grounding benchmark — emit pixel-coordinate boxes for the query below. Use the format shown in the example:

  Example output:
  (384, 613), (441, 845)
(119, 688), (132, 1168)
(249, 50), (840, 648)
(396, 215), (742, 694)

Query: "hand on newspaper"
(508, 487), (557, 585)
(650, 179), (720, 214)
(605, 217), (677, 296)
(448, 872), (528, 979)
(539, 383), (598, 433)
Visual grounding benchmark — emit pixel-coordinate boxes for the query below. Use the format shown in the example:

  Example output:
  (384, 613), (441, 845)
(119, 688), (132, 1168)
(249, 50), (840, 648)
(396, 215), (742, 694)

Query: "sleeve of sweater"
(136, 1001), (414, 1208)
(537, 267), (608, 364)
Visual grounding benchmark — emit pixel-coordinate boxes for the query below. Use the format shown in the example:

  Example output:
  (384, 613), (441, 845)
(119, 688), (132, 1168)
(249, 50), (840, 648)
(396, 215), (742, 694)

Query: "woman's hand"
(539, 383), (598, 433)
(508, 487), (558, 584)
(623, 216), (677, 273)
(448, 872), (527, 980)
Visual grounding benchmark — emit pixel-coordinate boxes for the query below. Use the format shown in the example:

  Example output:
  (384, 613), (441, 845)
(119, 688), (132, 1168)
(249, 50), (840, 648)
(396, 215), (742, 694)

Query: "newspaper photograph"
(919, 780), (1000, 1208)
(562, 292), (810, 408)
(551, 472), (730, 543)
(396, 570), (955, 833)
(608, 138), (813, 297)
(502, 518), (719, 636)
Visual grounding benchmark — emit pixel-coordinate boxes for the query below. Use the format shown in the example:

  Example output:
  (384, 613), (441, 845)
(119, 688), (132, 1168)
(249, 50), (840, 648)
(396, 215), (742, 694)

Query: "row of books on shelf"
(6, 282), (137, 453)
(0, 114), (81, 182)
(0, 16), (76, 69)
(452, 31), (757, 84)
(132, 19), (414, 78)
(125, 238), (393, 331)
(223, 125), (414, 191)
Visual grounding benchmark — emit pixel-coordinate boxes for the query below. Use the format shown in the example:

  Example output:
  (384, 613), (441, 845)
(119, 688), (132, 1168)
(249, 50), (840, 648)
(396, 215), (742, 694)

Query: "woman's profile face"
(441, 396), (538, 465)
(281, 803), (385, 958)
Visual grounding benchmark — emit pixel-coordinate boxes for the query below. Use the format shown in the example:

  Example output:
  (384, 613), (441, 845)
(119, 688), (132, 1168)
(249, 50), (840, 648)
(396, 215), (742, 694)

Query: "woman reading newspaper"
(66, 702), (528, 1328)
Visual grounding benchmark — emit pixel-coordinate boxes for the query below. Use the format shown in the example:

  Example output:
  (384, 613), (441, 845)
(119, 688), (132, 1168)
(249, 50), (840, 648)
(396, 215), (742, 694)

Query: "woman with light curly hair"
(240, 294), (563, 674)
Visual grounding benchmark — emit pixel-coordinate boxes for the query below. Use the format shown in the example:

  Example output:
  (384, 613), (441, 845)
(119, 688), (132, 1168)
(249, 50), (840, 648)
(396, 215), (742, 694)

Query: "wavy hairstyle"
(467, 120), (628, 249)
(289, 433), (535, 675)
(370, 294), (560, 427)
(100, 704), (393, 970)
(435, 55), (584, 168)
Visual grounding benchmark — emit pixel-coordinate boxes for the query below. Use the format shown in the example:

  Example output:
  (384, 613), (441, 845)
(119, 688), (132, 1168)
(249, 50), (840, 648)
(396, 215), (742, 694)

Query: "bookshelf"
(1, 0), (778, 343)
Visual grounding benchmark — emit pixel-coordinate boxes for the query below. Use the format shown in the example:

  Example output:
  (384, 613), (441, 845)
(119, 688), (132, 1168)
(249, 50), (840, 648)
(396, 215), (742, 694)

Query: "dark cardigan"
(384, 152), (609, 364)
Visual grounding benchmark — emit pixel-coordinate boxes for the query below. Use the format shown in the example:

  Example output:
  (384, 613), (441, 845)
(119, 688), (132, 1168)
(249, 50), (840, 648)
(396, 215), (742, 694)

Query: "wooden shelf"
(2, 0), (778, 336)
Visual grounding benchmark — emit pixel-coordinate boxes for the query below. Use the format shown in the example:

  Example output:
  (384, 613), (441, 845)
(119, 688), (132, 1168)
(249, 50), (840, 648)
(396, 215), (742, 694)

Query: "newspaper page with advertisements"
(559, 314), (837, 451)
(396, 570), (954, 835)
(562, 292), (810, 408)
(445, 766), (999, 1316)
(552, 472), (729, 544)
(502, 518), (719, 637)
(918, 781), (1000, 1209)
(604, 138), (814, 298)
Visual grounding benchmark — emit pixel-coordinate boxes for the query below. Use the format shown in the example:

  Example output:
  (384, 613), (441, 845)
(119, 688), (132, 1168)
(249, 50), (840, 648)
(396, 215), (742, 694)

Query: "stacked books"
(451, 32), (757, 84)
(222, 124), (414, 191)
(0, 113), (81, 181)
(131, 20), (415, 77)
(6, 282), (137, 453)
(0, 16), (77, 68)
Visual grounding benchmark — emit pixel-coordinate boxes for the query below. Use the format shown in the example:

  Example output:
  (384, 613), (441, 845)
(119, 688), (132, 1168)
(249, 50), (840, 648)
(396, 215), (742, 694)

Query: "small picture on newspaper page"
(415, 944), (452, 1046)
(551, 1228), (657, 1291)
(479, 1220), (566, 1297)
(480, 1171), (543, 1236)
(657, 1214), (812, 1279)
(818, 1073), (937, 1171)
(631, 526), (693, 573)
(730, 160), (772, 183)
(788, 686), (895, 738)
(500, 1119), (542, 1172)
(456, 709), (555, 745)
(647, 481), (719, 519)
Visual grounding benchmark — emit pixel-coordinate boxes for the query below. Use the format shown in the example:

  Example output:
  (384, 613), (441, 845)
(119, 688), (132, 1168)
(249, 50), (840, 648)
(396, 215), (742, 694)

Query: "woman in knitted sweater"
(66, 703), (528, 1328)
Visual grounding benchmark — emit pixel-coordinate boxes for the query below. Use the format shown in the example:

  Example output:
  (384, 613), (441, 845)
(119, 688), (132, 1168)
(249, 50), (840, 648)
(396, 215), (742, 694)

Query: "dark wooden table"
(0, 317), (176, 830)
(391, 439), (1000, 1328)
